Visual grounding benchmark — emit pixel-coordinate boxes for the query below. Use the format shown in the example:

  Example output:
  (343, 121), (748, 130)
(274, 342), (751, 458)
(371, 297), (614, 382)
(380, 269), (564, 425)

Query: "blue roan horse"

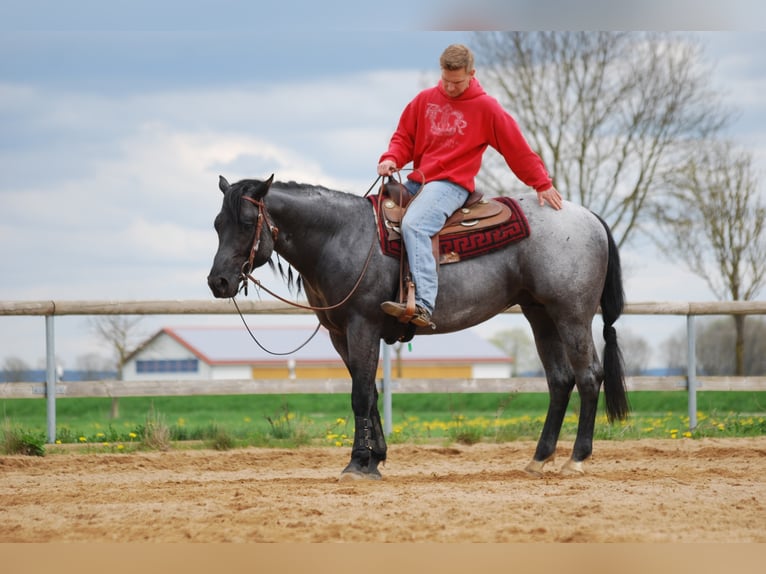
(208, 175), (629, 479)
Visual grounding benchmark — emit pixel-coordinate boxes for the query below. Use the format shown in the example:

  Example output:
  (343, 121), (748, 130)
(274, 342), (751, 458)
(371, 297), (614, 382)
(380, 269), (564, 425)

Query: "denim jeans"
(401, 179), (470, 314)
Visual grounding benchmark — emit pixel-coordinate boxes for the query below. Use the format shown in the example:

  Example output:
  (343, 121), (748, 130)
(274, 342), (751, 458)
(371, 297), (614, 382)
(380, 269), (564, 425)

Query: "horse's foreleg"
(344, 398), (387, 480)
(332, 324), (387, 481)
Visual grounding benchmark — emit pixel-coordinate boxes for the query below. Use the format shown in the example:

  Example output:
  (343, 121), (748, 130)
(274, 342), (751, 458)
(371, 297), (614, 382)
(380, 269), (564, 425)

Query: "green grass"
(1, 391), (765, 455)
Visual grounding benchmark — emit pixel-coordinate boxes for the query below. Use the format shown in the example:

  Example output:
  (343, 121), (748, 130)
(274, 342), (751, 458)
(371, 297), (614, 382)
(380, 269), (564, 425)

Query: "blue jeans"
(401, 179), (470, 314)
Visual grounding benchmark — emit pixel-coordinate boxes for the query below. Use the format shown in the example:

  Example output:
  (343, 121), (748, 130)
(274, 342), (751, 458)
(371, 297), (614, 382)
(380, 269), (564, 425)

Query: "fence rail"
(3, 299), (766, 316)
(2, 299), (766, 442)
(2, 376), (766, 401)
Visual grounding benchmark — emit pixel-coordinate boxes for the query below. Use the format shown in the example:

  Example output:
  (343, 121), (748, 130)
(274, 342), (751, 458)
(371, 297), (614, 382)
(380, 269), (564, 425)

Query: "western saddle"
(377, 179), (514, 323)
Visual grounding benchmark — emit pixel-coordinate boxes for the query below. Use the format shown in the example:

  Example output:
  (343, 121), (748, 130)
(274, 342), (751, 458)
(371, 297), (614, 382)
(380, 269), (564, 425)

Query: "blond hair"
(439, 44), (475, 73)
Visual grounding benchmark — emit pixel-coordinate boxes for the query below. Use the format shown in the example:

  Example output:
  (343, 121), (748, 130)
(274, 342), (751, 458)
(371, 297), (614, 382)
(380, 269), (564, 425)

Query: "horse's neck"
(269, 185), (369, 272)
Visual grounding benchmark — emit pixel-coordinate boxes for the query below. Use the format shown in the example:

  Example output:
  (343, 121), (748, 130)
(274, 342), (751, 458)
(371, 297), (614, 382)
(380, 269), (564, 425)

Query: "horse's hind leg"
(558, 321), (604, 475)
(561, 346), (604, 474)
(522, 305), (576, 476)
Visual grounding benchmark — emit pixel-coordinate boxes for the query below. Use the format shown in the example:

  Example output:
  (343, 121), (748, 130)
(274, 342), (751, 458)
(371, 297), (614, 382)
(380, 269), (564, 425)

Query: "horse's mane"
(270, 182), (356, 295)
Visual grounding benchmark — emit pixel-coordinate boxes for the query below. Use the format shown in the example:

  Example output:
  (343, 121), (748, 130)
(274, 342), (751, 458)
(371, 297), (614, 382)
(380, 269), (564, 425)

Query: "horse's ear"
(219, 175), (230, 194)
(256, 174), (275, 197)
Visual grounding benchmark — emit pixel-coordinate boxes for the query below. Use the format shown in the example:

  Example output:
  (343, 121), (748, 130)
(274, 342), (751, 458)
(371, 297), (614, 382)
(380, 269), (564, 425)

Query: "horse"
(207, 174), (629, 479)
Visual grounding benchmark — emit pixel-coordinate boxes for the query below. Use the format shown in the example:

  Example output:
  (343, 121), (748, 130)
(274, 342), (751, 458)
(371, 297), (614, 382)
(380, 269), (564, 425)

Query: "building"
(122, 325), (512, 381)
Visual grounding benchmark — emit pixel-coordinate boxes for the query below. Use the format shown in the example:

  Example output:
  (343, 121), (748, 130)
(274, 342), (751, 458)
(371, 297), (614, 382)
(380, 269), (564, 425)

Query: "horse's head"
(207, 174), (276, 298)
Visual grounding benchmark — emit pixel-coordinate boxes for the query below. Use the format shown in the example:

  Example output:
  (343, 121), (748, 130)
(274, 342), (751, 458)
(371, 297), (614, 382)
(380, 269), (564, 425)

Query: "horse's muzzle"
(207, 274), (237, 299)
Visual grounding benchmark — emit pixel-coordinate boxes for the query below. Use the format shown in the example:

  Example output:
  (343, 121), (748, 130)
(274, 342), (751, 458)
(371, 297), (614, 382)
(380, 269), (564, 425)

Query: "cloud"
(0, 69), (430, 305)
(1, 29), (764, 368)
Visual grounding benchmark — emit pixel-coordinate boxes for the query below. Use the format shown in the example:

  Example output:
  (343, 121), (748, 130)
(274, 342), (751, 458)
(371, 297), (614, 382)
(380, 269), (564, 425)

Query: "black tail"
(594, 214), (629, 422)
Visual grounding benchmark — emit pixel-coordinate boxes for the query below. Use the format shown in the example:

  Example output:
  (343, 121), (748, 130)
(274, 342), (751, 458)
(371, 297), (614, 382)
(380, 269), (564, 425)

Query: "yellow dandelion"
(79, 436), (87, 443)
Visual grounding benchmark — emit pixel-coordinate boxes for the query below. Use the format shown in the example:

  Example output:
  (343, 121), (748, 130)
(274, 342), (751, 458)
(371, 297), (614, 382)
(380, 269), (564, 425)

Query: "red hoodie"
(379, 77), (553, 193)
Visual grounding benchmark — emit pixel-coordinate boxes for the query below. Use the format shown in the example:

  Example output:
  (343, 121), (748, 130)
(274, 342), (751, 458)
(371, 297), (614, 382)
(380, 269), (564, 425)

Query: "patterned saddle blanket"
(367, 190), (530, 265)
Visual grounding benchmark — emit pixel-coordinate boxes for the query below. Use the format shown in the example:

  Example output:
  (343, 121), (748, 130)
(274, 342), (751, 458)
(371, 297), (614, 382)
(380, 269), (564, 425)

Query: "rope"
(232, 297), (322, 356)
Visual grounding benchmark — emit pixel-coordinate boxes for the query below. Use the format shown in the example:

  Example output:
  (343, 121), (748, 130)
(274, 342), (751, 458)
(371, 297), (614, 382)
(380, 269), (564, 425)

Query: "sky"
(1, 2), (765, 369)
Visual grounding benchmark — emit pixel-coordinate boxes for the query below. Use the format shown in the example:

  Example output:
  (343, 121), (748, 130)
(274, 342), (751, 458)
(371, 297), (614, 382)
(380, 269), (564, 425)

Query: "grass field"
(3, 390), (766, 455)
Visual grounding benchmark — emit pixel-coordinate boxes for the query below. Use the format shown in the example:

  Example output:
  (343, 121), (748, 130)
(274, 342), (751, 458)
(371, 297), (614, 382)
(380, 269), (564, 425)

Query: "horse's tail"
(594, 213), (630, 422)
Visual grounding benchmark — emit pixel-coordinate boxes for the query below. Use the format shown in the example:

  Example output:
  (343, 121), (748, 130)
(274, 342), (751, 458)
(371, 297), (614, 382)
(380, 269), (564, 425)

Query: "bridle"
(232, 190), (377, 356)
(240, 195), (279, 279)
(236, 193), (377, 312)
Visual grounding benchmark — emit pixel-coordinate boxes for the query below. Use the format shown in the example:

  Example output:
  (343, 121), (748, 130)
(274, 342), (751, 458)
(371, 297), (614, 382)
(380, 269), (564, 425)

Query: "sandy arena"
(1, 437), (765, 543)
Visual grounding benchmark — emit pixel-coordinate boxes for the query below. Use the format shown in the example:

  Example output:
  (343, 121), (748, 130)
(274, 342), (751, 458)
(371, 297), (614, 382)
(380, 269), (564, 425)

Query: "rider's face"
(441, 68), (474, 98)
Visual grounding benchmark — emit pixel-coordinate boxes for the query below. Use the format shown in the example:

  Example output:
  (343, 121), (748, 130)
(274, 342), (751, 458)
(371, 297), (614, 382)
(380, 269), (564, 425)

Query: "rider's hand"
(377, 160), (398, 177)
(538, 186), (563, 210)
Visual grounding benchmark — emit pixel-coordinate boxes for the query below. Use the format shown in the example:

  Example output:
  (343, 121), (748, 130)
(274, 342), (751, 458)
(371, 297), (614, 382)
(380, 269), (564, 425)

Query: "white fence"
(2, 299), (766, 442)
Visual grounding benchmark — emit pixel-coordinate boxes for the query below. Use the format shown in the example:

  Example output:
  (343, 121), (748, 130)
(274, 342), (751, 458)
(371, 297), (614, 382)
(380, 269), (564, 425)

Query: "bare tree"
(489, 327), (541, 376)
(661, 317), (766, 376)
(2, 356), (32, 383)
(471, 31), (731, 247)
(617, 330), (652, 376)
(660, 332), (687, 374)
(656, 141), (765, 375)
(90, 316), (145, 418)
(75, 352), (114, 381)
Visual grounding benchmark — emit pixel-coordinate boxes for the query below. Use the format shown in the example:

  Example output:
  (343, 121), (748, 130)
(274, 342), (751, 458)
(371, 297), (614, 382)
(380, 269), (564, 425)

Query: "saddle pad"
(367, 194), (531, 264)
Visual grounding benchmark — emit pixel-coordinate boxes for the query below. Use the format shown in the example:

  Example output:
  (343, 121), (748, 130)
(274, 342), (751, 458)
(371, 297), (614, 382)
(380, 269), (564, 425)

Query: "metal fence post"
(45, 315), (57, 443)
(382, 342), (392, 436)
(687, 314), (697, 430)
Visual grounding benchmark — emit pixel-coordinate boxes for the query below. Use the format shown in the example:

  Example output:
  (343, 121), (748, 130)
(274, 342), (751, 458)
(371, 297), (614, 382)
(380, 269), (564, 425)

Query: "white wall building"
(123, 325), (513, 381)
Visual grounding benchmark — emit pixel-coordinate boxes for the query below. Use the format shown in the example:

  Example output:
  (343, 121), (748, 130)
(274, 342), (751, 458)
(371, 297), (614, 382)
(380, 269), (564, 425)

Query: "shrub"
(1, 421), (45, 456)
(140, 405), (171, 451)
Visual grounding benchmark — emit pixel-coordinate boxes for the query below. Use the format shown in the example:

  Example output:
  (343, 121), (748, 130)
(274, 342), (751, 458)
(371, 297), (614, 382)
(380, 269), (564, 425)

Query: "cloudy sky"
(1, 2), (765, 368)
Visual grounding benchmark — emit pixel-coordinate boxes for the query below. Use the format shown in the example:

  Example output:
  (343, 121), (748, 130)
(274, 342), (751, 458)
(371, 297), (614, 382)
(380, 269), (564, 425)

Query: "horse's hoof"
(338, 469), (365, 481)
(524, 458), (552, 477)
(338, 470), (382, 482)
(560, 458), (585, 475)
(339, 463), (383, 482)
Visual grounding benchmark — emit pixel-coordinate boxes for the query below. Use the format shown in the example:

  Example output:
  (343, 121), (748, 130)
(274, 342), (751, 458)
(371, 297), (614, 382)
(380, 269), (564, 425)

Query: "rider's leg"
(399, 180), (469, 315)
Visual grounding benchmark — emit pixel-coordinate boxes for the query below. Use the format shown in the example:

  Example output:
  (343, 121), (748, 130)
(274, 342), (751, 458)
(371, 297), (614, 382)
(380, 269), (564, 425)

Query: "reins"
(239, 189), (377, 312)
(231, 173), (414, 355)
(231, 297), (322, 356)
(241, 235), (376, 312)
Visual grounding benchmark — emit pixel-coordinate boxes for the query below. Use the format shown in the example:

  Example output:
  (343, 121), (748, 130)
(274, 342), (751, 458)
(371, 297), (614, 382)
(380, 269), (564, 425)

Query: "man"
(378, 43), (562, 328)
